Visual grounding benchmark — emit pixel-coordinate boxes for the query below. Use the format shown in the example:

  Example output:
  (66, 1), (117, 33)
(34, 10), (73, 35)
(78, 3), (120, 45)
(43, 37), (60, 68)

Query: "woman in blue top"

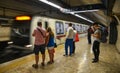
(45, 27), (55, 64)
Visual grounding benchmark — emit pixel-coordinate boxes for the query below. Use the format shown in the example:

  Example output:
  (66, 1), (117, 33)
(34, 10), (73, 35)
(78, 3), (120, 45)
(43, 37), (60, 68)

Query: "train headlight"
(8, 41), (13, 44)
(25, 44), (32, 48)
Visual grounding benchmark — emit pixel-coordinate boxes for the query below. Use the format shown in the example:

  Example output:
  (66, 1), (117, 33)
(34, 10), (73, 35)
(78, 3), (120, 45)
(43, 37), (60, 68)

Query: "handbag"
(54, 43), (57, 48)
(75, 33), (79, 42)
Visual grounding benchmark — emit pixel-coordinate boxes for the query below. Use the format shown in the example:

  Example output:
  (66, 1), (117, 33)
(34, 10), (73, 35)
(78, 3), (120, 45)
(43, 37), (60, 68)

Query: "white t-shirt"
(93, 29), (101, 42)
(66, 27), (74, 39)
(73, 30), (77, 41)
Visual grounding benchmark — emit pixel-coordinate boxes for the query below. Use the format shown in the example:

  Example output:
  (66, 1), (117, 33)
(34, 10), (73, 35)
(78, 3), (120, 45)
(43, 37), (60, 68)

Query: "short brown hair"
(37, 22), (42, 26)
(93, 22), (98, 26)
(69, 23), (72, 26)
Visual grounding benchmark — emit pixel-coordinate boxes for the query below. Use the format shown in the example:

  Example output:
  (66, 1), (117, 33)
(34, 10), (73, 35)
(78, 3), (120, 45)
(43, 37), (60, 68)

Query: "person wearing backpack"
(100, 27), (108, 43)
(92, 23), (101, 63)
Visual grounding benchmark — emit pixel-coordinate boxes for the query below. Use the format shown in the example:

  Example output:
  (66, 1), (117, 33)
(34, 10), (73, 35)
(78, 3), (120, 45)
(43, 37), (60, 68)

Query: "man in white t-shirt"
(64, 23), (74, 56)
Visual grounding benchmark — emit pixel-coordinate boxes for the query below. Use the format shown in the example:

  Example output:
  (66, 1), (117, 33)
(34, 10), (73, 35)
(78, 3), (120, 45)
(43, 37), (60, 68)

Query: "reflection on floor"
(0, 37), (120, 73)
(0, 45), (33, 64)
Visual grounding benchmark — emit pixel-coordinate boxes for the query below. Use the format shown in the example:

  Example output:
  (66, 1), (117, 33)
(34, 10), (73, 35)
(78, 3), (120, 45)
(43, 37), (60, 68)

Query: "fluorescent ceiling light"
(65, 9), (99, 13)
(70, 13), (94, 23)
(39, 0), (62, 9)
(39, 0), (94, 23)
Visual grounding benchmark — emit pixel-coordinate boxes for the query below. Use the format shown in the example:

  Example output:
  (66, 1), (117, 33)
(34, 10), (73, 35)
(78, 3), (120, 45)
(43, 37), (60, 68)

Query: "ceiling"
(0, 0), (118, 26)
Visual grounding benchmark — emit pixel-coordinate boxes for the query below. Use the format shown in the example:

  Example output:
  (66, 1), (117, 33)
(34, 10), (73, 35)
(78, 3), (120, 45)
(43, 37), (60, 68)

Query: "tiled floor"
(0, 37), (120, 73)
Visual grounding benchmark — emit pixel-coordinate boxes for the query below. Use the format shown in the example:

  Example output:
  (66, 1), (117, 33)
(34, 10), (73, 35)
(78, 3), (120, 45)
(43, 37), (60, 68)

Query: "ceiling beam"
(65, 4), (106, 11)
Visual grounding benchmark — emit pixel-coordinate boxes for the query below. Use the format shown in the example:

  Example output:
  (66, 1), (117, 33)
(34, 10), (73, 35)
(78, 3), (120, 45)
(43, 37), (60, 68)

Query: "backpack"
(99, 27), (108, 43)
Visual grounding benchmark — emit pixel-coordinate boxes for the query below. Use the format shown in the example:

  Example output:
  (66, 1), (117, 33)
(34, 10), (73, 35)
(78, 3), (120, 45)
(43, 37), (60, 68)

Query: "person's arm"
(45, 33), (50, 45)
(32, 30), (35, 36)
(92, 31), (100, 38)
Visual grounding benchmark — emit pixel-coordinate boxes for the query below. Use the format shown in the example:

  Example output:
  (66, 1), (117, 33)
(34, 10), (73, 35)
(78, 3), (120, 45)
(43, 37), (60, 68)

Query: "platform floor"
(0, 37), (120, 73)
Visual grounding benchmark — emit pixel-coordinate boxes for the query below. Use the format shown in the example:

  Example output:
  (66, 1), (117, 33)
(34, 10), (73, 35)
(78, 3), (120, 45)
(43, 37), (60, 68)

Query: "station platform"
(0, 37), (120, 73)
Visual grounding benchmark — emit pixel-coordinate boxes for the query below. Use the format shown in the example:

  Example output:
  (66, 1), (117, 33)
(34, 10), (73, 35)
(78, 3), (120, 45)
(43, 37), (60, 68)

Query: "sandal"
(47, 61), (53, 64)
(41, 62), (45, 66)
(32, 64), (38, 69)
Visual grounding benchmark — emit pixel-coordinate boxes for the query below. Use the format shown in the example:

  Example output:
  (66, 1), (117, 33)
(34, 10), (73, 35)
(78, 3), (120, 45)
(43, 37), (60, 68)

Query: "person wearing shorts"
(45, 27), (55, 64)
(32, 22), (46, 68)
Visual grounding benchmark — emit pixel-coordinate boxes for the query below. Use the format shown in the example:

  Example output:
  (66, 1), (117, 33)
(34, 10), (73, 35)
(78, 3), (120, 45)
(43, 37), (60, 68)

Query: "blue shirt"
(47, 36), (55, 47)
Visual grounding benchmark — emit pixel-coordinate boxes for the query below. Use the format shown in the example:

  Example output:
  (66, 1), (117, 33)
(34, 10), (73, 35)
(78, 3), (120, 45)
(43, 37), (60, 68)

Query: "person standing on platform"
(72, 27), (78, 54)
(45, 27), (55, 64)
(92, 23), (101, 63)
(32, 22), (46, 68)
(64, 23), (74, 56)
(87, 26), (92, 44)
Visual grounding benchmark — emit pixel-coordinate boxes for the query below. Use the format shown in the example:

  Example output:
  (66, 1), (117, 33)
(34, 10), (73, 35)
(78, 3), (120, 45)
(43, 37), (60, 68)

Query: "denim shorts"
(34, 44), (46, 55)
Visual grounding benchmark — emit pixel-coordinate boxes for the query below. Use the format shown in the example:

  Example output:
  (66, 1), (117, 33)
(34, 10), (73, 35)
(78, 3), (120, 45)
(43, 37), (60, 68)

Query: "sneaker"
(92, 60), (98, 63)
(63, 54), (68, 56)
(32, 64), (38, 69)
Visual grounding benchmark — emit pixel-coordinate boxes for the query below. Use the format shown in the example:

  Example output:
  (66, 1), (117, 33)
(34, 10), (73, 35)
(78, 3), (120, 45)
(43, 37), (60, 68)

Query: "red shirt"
(33, 27), (46, 45)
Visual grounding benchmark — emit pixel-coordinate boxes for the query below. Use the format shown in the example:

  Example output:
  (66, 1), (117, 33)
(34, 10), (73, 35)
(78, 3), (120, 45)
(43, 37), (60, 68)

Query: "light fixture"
(39, 0), (62, 9)
(65, 9), (99, 13)
(39, 0), (94, 23)
(25, 44), (32, 48)
(70, 13), (94, 23)
(8, 41), (13, 44)
(16, 16), (31, 20)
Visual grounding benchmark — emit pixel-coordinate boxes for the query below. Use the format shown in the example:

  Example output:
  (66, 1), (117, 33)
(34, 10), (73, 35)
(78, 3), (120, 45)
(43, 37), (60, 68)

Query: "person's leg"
(47, 48), (54, 64)
(96, 42), (100, 61)
(32, 45), (39, 68)
(72, 41), (75, 53)
(88, 34), (91, 44)
(35, 55), (39, 65)
(69, 39), (73, 56)
(41, 54), (45, 66)
(48, 49), (52, 62)
(92, 41), (96, 60)
(40, 44), (46, 66)
(92, 41), (99, 63)
(52, 49), (55, 62)
(64, 39), (69, 56)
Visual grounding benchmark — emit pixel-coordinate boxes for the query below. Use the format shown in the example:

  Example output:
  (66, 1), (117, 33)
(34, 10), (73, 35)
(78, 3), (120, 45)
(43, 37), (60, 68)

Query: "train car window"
(0, 20), (11, 26)
(55, 21), (64, 35)
(79, 25), (82, 33)
(45, 21), (48, 29)
(65, 23), (69, 32)
(11, 20), (31, 46)
(72, 24), (75, 29)
(12, 20), (30, 37)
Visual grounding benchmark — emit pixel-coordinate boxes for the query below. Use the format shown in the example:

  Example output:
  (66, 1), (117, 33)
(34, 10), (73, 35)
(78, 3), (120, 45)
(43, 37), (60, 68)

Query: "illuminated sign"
(16, 16), (31, 20)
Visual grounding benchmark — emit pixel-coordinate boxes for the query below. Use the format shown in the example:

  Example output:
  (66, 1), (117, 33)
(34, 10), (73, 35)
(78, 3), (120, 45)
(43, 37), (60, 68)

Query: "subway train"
(0, 19), (12, 49)
(1, 16), (89, 49)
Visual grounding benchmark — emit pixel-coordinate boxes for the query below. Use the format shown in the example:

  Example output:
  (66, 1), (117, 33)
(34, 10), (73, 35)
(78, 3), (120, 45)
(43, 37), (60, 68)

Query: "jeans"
(65, 39), (73, 55)
(92, 41), (100, 60)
